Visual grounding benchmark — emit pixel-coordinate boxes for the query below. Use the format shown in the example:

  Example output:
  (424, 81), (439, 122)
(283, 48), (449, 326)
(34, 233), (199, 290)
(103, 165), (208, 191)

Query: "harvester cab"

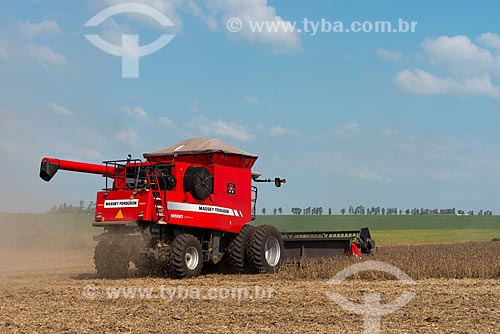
(40, 137), (375, 279)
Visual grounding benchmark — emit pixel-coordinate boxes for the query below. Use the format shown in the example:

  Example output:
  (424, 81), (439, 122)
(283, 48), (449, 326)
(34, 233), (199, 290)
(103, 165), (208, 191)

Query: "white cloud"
(28, 45), (67, 67)
(121, 105), (174, 128)
(211, 119), (253, 141)
(75, 147), (104, 161)
(422, 35), (494, 76)
(395, 69), (500, 98)
(244, 96), (262, 104)
(48, 101), (75, 115)
(269, 126), (285, 137)
(351, 168), (383, 181)
(185, 0), (218, 30)
(158, 115), (173, 127)
(205, 16), (218, 31)
(189, 98), (200, 112)
(269, 126), (296, 137)
(99, 18), (133, 45)
(13, 20), (67, 68)
(208, 0), (300, 52)
(187, 116), (253, 141)
(395, 69), (456, 95)
(0, 42), (9, 61)
(477, 32), (500, 50)
(115, 128), (139, 143)
(122, 105), (148, 119)
(94, 0), (299, 52)
(375, 48), (403, 62)
(95, 0), (184, 29)
(17, 20), (63, 38)
(457, 76), (500, 97)
(395, 34), (500, 99)
(332, 123), (360, 139)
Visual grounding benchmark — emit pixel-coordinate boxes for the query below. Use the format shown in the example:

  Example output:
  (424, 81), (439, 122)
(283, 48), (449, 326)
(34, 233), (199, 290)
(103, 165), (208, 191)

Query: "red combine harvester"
(40, 138), (374, 278)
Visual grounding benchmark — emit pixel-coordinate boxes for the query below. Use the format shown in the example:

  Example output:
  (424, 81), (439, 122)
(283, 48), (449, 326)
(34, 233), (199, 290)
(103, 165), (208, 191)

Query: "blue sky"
(1, 0), (500, 213)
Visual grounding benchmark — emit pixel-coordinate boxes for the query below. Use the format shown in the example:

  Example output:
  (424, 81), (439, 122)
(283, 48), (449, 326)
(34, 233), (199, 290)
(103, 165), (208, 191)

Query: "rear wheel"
(248, 225), (284, 273)
(227, 224), (256, 273)
(170, 234), (203, 278)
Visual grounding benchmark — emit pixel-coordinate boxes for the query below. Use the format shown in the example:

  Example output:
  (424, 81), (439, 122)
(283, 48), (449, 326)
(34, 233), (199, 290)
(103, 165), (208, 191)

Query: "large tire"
(227, 224), (256, 273)
(248, 225), (284, 274)
(170, 234), (203, 278)
(94, 238), (130, 278)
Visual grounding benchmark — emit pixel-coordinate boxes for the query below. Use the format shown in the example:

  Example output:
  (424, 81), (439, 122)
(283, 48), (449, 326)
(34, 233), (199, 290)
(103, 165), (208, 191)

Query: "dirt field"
(0, 242), (498, 334)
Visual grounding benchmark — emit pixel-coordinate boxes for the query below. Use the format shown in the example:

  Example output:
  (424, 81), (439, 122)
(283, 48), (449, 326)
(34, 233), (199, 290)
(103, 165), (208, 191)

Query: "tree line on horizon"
(48, 201), (96, 214)
(47, 201), (494, 216)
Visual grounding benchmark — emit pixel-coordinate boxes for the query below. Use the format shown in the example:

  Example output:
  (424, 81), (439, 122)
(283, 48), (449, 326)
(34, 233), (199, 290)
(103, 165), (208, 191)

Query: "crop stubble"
(0, 243), (498, 333)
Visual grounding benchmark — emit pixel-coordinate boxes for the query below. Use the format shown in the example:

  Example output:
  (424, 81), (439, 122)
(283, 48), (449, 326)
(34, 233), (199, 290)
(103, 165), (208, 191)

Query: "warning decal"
(115, 209), (124, 219)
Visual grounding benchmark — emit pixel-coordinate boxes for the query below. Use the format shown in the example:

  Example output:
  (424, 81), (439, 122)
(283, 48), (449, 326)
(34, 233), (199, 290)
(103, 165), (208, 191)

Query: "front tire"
(170, 234), (203, 278)
(248, 225), (284, 273)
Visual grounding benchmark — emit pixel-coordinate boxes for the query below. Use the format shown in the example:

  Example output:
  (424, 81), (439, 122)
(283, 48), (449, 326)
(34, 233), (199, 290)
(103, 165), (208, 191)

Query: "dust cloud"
(0, 213), (95, 276)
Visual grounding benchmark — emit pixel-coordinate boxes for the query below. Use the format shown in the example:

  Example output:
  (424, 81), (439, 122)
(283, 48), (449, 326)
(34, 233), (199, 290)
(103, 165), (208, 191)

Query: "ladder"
(146, 168), (166, 223)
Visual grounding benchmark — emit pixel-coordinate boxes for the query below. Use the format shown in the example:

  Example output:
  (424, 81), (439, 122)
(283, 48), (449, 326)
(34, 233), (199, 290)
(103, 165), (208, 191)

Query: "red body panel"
(95, 189), (153, 223)
(92, 158), (253, 233)
(161, 162), (251, 233)
(43, 149), (255, 234)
